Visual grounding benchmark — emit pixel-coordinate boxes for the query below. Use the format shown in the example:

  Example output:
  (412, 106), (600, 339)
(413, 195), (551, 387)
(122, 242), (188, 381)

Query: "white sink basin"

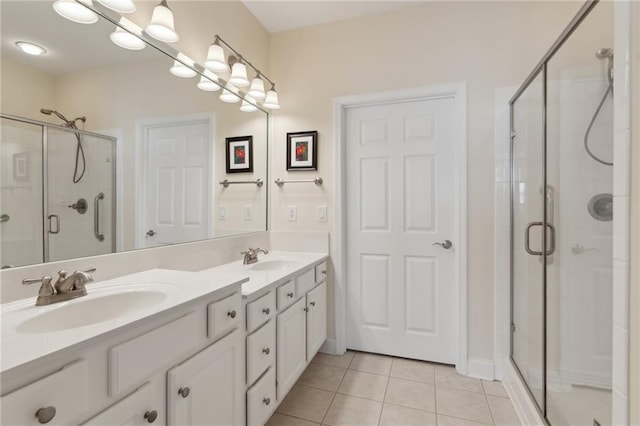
(16, 289), (168, 334)
(249, 260), (299, 272)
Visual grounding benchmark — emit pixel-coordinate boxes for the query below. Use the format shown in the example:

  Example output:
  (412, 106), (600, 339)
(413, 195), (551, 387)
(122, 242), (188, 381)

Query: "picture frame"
(225, 136), (253, 173)
(286, 131), (318, 171)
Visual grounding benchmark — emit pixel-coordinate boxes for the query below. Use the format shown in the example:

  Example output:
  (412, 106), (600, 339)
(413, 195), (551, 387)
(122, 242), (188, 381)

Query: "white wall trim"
(333, 82), (468, 373)
(467, 358), (495, 381)
(134, 112), (216, 249)
(504, 360), (546, 426)
(319, 338), (336, 355)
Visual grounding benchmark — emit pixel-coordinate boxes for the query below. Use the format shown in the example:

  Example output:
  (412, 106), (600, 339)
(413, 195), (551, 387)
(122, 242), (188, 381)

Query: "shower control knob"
(146, 229), (157, 237)
(432, 240), (453, 249)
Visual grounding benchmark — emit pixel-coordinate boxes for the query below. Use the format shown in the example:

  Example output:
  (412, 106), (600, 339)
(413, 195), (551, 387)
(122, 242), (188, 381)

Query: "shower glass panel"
(511, 71), (545, 410)
(46, 127), (115, 262)
(0, 118), (44, 268)
(546, 2), (613, 425)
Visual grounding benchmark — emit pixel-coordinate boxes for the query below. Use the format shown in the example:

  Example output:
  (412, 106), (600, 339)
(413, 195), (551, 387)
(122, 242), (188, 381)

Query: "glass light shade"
(229, 62), (249, 87)
(219, 89), (240, 103)
(262, 89), (280, 110)
(110, 20), (145, 50)
(145, 1), (179, 43)
(53, 0), (99, 24)
(240, 96), (258, 112)
(204, 44), (228, 72)
(197, 71), (221, 91)
(248, 77), (266, 100)
(15, 41), (47, 56)
(169, 59), (196, 78)
(97, 0), (136, 13)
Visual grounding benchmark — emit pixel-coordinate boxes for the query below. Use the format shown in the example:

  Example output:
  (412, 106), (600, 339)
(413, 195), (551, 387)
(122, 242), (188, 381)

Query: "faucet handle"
(22, 276), (54, 297)
(22, 276), (52, 285)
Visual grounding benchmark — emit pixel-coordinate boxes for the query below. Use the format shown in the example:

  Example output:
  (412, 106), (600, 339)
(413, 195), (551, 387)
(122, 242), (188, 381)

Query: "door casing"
(333, 83), (468, 374)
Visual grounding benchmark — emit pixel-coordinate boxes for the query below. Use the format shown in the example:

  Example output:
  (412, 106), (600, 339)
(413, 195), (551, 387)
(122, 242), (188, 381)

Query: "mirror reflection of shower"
(40, 108), (87, 183)
(583, 48), (613, 166)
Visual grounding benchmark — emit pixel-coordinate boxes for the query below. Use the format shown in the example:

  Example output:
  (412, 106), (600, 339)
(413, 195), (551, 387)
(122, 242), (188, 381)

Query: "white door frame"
(135, 112), (215, 249)
(333, 82), (469, 374)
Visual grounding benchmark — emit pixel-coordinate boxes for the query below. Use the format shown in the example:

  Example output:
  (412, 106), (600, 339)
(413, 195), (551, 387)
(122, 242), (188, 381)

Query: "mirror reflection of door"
(139, 118), (212, 248)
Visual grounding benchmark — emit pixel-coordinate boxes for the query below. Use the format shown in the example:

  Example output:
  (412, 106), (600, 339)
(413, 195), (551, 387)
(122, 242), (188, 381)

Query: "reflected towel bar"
(274, 177), (323, 187)
(219, 178), (264, 188)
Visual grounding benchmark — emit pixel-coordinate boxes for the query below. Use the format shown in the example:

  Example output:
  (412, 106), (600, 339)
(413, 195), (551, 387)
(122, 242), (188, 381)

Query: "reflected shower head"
(596, 48), (613, 59)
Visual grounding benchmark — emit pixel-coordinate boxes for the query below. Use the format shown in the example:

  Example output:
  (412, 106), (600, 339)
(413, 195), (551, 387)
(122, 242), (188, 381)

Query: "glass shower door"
(46, 127), (115, 262)
(511, 71), (545, 410)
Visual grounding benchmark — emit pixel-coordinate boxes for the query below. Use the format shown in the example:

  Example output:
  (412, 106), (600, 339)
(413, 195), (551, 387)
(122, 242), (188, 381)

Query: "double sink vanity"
(1, 251), (328, 426)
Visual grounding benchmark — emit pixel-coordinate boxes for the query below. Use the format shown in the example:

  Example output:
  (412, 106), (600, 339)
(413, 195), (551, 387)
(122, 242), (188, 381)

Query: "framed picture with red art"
(225, 136), (253, 173)
(286, 130), (318, 171)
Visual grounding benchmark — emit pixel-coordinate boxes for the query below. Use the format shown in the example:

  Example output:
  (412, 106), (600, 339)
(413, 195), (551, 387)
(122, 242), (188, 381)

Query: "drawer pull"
(227, 310), (237, 319)
(262, 307), (270, 315)
(144, 410), (158, 423)
(310, 301), (316, 307)
(263, 397), (271, 406)
(287, 292), (294, 298)
(262, 347), (270, 355)
(35, 407), (56, 424)
(178, 387), (190, 398)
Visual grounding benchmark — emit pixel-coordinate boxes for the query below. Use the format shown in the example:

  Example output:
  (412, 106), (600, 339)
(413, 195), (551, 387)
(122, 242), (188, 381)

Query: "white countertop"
(197, 251), (328, 298)
(1, 269), (247, 374)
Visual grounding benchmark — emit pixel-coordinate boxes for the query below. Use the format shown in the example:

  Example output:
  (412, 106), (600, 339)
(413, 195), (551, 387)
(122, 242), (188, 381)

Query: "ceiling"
(241, 1), (420, 33)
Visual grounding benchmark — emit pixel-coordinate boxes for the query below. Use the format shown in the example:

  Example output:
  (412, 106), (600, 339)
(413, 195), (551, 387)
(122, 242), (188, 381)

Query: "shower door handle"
(524, 221), (555, 256)
(94, 193), (105, 242)
(48, 214), (60, 234)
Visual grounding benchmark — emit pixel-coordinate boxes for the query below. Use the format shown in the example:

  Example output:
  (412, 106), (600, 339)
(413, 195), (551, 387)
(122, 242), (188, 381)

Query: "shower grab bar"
(48, 215), (60, 234)
(94, 193), (105, 242)
(525, 221), (555, 256)
(219, 178), (264, 188)
(274, 177), (323, 186)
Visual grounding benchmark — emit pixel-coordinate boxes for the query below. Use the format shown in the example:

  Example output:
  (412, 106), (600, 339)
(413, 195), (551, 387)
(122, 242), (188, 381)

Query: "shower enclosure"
(0, 114), (116, 268)
(510, 1), (613, 425)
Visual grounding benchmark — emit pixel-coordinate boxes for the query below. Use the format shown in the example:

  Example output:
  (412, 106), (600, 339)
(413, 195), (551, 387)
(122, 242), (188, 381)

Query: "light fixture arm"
(214, 34), (275, 87)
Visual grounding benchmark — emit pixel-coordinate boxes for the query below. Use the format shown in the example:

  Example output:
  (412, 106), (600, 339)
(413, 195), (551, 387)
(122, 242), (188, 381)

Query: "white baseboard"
(504, 360), (545, 426)
(320, 338), (337, 355)
(467, 358), (495, 380)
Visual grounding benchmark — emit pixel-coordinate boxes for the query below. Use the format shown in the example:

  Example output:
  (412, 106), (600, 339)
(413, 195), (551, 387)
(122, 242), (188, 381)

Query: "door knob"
(144, 410), (158, 423)
(146, 229), (156, 237)
(432, 240), (452, 249)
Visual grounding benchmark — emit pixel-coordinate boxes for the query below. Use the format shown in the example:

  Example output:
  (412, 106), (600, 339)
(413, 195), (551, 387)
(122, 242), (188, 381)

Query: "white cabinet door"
(83, 383), (160, 425)
(167, 330), (243, 426)
(306, 282), (327, 361)
(276, 298), (307, 400)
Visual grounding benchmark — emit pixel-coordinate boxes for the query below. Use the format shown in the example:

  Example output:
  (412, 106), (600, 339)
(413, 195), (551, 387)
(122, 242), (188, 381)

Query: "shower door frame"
(508, 0), (601, 422)
(0, 113), (117, 263)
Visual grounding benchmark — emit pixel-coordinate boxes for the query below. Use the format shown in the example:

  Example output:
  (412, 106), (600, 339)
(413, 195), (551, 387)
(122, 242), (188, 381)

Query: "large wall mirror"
(0, 1), (269, 269)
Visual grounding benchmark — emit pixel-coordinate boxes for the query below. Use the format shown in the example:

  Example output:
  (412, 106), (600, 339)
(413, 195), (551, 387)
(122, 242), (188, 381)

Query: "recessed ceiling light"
(15, 41), (47, 56)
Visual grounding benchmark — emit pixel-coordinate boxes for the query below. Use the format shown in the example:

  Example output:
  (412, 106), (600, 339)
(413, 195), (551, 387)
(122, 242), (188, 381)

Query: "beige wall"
(268, 1), (580, 360)
(1, 57), (56, 120)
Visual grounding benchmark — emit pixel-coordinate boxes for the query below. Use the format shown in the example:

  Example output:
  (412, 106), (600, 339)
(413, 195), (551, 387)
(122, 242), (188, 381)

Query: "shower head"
(40, 108), (53, 115)
(596, 48), (613, 59)
(40, 108), (75, 128)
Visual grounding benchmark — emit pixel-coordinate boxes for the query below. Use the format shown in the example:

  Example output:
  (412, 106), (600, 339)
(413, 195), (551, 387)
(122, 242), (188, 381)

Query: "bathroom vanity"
(0, 252), (328, 426)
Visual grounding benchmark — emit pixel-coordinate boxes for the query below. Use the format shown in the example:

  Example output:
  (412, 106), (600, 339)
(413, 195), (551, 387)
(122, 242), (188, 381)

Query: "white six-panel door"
(346, 97), (457, 364)
(144, 120), (210, 247)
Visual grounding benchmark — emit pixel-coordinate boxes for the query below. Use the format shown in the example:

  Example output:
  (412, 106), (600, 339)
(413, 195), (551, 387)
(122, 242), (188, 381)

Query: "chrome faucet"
(241, 248), (269, 265)
(22, 268), (95, 306)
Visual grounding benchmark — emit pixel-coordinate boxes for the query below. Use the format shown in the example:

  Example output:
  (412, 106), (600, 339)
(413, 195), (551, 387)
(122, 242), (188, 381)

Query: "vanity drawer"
(276, 280), (297, 311)
(246, 320), (275, 385)
(1, 359), (88, 426)
(109, 312), (199, 396)
(246, 368), (276, 426)
(208, 292), (241, 339)
(246, 291), (275, 333)
(315, 261), (327, 283)
(295, 268), (315, 296)
(83, 382), (156, 425)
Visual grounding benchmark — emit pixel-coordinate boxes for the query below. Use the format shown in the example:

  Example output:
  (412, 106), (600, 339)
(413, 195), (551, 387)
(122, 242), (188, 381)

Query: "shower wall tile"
(612, 324), (629, 394)
(613, 260), (630, 328)
(614, 0), (631, 133)
(612, 196), (630, 262)
(613, 129), (631, 196)
(612, 388), (629, 426)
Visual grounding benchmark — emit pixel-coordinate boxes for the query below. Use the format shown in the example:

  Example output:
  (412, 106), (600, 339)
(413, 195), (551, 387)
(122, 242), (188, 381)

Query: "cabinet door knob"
(263, 347), (270, 355)
(287, 292), (294, 298)
(144, 410), (158, 423)
(310, 301), (316, 307)
(263, 307), (270, 315)
(227, 310), (237, 319)
(35, 407), (56, 424)
(263, 397), (271, 406)
(178, 387), (191, 398)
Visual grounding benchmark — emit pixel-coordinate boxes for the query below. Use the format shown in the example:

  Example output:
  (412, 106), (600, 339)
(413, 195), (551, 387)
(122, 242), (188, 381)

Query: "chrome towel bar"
(274, 177), (323, 187)
(219, 178), (264, 188)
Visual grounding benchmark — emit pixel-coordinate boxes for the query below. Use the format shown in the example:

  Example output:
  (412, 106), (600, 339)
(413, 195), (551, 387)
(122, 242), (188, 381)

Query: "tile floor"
(266, 351), (521, 426)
